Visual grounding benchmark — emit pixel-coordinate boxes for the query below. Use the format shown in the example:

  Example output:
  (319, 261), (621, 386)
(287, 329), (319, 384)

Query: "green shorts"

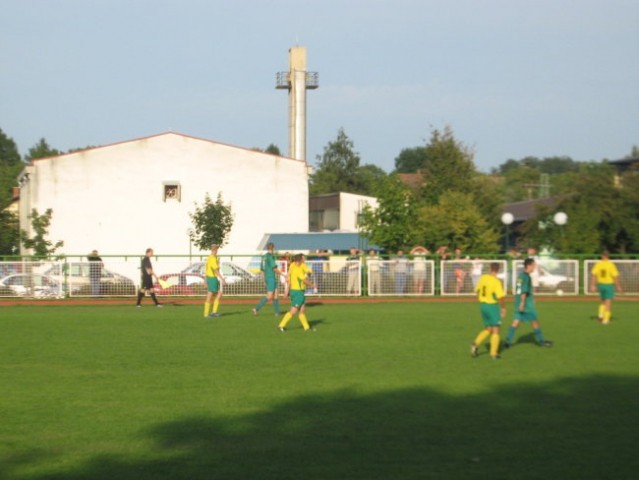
(206, 277), (220, 293)
(290, 290), (306, 309)
(597, 284), (615, 300)
(480, 303), (501, 327)
(265, 276), (278, 293)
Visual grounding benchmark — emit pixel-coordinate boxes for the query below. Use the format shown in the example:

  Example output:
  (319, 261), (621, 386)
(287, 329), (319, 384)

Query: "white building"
(309, 192), (378, 232)
(18, 132), (310, 256)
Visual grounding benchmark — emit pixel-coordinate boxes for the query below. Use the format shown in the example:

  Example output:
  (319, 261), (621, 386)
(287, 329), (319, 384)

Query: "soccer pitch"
(1, 300), (638, 479)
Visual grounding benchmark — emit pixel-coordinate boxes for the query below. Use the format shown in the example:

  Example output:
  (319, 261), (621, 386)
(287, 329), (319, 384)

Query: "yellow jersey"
(475, 273), (505, 304)
(591, 260), (619, 285)
(289, 262), (311, 291)
(205, 254), (220, 278)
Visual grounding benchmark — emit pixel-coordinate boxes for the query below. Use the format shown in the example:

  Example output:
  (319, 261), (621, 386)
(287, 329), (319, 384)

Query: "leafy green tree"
(264, 143), (281, 155)
(25, 138), (61, 161)
(358, 175), (418, 252)
(0, 128), (23, 209)
(189, 193), (234, 251)
(0, 210), (20, 256)
(420, 127), (476, 205)
(416, 191), (500, 253)
(393, 146), (429, 173)
(310, 128), (385, 196)
(21, 208), (64, 257)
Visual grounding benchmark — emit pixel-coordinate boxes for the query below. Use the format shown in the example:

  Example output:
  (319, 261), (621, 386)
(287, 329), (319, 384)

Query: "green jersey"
(261, 253), (277, 280)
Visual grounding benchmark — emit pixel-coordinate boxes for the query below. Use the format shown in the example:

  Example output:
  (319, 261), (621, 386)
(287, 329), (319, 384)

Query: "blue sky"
(1, 0), (637, 173)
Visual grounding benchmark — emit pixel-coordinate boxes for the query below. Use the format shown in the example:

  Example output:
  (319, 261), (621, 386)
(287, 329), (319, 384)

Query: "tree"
(21, 208), (64, 257)
(0, 210), (20, 256)
(358, 175), (418, 252)
(393, 146), (429, 173)
(420, 127), (476, 205)
(25, 138), (61, 161)
(0, 128), (23, 209)
(310, 128), (385, 196)
(189, 193), (234, 251)
(415, 191), (500, 253)
(264, 143), (281, 155)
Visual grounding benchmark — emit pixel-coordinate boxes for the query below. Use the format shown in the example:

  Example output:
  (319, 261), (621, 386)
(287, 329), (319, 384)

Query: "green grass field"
(1, 299), (638, 480)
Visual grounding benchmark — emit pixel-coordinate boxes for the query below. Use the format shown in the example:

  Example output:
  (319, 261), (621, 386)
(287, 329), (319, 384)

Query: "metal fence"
(584, 260), (639, 296)
(1, 256), (638, 299)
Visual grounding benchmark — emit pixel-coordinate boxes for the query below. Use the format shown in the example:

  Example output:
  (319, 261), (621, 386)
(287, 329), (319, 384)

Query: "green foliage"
(0, 128), (23, 209)
(20, 208), (64, 257)
(264, 143), (281, 155)
(416, 191), (500, 252)
(0, 210), (20, 255)
(393, 146), (429, 173)
(25, 137), (61, 161)
(358, 175), (418, 252)
(310, 128), (385, 196)
(420, 126), (476, 205)
(189, 192), (234, 251)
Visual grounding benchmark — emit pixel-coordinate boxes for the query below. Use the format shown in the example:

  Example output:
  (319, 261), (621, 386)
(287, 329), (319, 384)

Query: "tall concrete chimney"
(276, 47), (318, 161)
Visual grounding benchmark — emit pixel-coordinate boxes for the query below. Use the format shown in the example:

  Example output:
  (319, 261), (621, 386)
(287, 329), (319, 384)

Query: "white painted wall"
(19, 133), (309, 257)
(338, 192), (378, 231)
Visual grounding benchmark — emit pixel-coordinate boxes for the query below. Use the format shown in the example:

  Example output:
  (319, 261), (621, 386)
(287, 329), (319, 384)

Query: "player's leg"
(504, 319), (521, 347)
(272, 288), (280, 315)
(279, 306), (297, 331)
(298, 303), (311, 331)
(531, 320), (552, 347)
(204, 290), (213, 317)
(489, 326), (501, 359)
(212, 289), (223, 315)
(136, 288), (145, 306)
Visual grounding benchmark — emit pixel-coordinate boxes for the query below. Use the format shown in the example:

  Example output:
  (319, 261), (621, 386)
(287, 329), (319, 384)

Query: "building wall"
(19, 133), (309, 256)
(338, 192), (378, 232)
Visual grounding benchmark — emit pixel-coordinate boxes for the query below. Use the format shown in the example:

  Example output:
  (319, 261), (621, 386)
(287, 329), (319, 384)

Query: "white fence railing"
(1, 257), (638, 299)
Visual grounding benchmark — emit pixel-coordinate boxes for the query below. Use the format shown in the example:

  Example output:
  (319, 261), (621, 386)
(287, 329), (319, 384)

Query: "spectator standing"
(346, 247), (360, 294)
(367, 249), (381, 295)
(87, 249), (103, 297)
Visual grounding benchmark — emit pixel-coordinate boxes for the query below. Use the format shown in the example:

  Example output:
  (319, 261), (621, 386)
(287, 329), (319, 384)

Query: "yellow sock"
(603, 310), (611, 324)
(213, 298), (220, 313)
(204, 302), (211, 317)
(490, 333), (500, 357)
(299, 313), (310, 330)
(279, 312), (293, 329)
(598, 305), (605, 319)
(474, 330), (490, 347)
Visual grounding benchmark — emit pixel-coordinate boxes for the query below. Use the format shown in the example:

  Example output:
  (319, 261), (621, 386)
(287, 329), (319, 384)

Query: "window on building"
(163, 182), (181, 202)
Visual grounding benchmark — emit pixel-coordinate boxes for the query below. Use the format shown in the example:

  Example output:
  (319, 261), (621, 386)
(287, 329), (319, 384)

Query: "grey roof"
(503, 197), (559, 222)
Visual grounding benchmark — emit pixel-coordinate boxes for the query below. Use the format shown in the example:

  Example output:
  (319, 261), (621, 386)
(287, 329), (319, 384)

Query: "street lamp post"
(501, 212), (514, 253)
(187, 229), (194, 263)
(553, 211), (568, 250)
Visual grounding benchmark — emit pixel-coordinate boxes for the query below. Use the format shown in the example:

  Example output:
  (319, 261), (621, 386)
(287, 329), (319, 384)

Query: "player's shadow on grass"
(14, 375), (639, 480)
(507, 332), (538, 348)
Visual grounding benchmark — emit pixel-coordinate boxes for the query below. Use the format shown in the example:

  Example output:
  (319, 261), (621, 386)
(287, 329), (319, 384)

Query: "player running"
(252, 242), (284, 316)
(277, 254), (316, 332)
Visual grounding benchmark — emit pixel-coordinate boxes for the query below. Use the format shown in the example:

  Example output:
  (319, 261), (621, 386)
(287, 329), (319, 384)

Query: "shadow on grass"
(6, 376), (638, 480)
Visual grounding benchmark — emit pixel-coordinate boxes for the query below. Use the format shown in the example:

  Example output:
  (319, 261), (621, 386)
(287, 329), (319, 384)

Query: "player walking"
(252, 242), (284, 316)
(203, 244), (227, 317)
(277, 254), (316, 332)
(136, 248), (162, 307)
(503, 257), (553, 349)
(470, 262), (506, 360)
(590, 251), (622, 325)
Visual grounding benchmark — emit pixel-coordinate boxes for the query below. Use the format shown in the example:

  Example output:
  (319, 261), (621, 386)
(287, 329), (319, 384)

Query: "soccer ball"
(556, 289), (564, 296)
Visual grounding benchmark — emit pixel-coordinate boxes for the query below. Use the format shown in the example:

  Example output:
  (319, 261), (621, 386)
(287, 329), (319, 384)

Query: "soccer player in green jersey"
(203, 244), (227, 317)
(278, 254), (316, 332)
(504, 257), (553, 349)
(470, 262), (506, 360)
(252, 242), (284, 316)
(590, 250), (622, 325)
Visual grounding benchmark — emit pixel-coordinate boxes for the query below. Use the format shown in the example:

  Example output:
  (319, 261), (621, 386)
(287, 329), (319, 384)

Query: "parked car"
(43, 263), (135, 293)
(535, 265), (574, 289)
(153, 273), (206, 296)
(0, 274), (61, 297)
(181, 261), (256, 284)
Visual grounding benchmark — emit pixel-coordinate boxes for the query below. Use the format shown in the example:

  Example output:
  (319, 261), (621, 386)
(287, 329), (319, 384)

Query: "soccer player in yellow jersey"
(470, 262), (506, 360)
(203, 244), (227, 318)
(590, 251), (622, 325)
(278, 254), (316, 332)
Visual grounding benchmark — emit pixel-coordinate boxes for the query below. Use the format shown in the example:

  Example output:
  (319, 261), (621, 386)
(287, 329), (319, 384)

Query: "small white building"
(309, 192), (378, 232)
(18, 132), (310, 256)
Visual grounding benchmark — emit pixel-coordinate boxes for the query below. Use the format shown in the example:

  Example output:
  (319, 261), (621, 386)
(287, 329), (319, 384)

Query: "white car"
(0, 274), (61, 297)
(182, 261), (256, 284)
(535, 266), (573, 289)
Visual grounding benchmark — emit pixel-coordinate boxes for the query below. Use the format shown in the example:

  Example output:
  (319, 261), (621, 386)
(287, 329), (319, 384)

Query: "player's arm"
(589, 269), (598, 293)
(518, 292), (527, 312)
